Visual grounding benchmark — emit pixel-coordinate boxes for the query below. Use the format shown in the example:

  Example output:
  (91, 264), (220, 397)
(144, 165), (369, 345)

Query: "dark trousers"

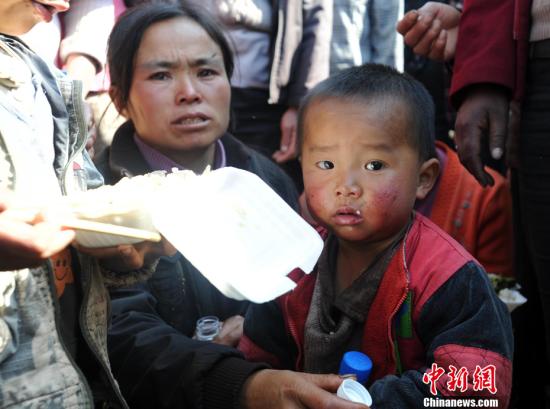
(230, 87), (303, 192)
(511, 53), (550, 408)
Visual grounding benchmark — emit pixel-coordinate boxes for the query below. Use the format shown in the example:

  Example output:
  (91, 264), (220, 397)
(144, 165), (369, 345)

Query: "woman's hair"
(108, 1), (234, 110)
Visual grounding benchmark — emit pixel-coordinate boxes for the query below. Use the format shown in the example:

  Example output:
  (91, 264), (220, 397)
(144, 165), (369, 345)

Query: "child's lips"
(333, 206), (363, 225)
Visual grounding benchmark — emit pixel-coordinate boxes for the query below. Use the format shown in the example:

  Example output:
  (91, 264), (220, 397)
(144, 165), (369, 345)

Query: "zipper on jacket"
(60, 79), (89, 195)
(0, 133), (16, 190)
(388, 284), (409, 375)
(78, 255), (129, 409)
(57, 78), (129, 405)
(387, 237), (411, 375)
(0, 38), (21, 191)
(45, 259), (95, 407)
(286, 296), (305, 369)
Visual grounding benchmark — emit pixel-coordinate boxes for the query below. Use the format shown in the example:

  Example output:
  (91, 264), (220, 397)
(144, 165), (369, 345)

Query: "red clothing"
(426, 142), (514, 277)
(450, 0), (531, 104)
(240, 214), (513, 407)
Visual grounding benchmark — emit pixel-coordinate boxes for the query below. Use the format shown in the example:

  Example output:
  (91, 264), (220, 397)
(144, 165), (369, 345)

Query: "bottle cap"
(337, 379), (373, 406)
(339, 351), (373, 384)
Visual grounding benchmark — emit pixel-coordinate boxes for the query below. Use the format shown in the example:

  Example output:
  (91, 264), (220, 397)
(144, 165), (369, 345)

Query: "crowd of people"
(0, 0), (547, 408)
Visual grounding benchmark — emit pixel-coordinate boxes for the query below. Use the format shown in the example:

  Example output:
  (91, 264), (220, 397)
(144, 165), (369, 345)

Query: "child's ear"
(416, 157), (440, 200)
(109, 86), (128, 118)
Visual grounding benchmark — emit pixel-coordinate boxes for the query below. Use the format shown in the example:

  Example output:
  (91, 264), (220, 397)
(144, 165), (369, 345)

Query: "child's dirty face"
(301, 97), (423, 247)
(0, 0), (68, 36)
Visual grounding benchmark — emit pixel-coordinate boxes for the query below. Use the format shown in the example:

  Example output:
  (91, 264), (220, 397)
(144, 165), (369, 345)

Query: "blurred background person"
(330, 0), (400, 74)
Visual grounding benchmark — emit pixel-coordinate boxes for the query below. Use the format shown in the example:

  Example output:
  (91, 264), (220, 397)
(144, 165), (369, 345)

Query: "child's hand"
(0, 192), (75, 271)
(397, 2), (460, 62)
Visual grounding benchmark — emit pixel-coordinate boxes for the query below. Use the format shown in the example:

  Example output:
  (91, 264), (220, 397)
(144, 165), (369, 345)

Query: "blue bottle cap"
(339, 351), (373, 384)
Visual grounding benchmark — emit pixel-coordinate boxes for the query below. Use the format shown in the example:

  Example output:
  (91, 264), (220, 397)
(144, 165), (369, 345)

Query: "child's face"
(0, 0), (69, 36)
(301, 97), (428, 249)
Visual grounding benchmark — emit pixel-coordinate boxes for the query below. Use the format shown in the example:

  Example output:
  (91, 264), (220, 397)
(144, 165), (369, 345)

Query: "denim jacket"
(0, 34), (128, 408)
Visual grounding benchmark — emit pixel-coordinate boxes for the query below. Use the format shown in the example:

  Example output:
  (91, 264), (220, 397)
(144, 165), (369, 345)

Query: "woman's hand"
(213, 315), (244, 347)
(0, 191), (75, 271)
(397, 2), (460, 62)
(241, 370), (369, 409)
(75, 236), (176, 272)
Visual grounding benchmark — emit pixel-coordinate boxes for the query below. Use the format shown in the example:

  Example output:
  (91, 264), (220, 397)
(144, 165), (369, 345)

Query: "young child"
(239, 64), (513, 407)
(414, 140), (514, 278)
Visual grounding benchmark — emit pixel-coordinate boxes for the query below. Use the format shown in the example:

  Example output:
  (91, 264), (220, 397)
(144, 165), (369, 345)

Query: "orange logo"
(51, 248), (74, 298)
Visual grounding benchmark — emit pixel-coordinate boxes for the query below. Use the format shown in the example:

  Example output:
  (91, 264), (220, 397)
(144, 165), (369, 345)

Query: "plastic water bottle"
(337, 378), (373, 406)
(195, 316), (221, 341)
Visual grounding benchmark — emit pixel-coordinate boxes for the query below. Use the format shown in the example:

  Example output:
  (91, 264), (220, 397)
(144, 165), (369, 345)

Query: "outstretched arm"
(0, 191), (75, 271)
(108, 286), (266, 408)
(242, 370), (370, 409)
(109, 286), (368, 409)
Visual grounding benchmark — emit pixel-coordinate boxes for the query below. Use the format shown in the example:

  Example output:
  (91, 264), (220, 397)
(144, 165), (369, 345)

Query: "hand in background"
(273, 107), (298, 163)
(454, 85), (510, 186)
(0, 191), (75, 271)
(397, 2), (460, 61)
(214, 315), (244, 347)
(241, 369), (369, 409)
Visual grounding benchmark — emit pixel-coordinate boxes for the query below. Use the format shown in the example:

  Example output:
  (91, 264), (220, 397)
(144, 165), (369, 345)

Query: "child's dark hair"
(108, 1), (234, 111)
(298, 63), (436, 161)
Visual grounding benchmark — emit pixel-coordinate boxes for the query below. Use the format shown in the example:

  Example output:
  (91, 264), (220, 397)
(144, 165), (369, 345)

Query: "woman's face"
(123, 17), (231, 160)
(0, 0), (68, 35)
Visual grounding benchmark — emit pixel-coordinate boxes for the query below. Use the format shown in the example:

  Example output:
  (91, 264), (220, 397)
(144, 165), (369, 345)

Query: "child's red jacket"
(239, 214), (513, 408)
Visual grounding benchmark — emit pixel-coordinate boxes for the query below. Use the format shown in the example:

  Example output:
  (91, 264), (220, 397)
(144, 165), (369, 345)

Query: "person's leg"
(516, 53), (550, 407)
(231, 87), (303, 191)
(510, 172), (548, 408)
(230, 88), (284, 156)
(368, 0), (400, 66)
(330, 0), (367, 74)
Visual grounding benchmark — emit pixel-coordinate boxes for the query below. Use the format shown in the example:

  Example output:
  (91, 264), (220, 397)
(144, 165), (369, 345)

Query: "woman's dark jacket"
(94, 121), (299, 409)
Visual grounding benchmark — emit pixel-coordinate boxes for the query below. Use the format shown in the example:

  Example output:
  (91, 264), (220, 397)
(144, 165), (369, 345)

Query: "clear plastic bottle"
(195, 316), (221, 341)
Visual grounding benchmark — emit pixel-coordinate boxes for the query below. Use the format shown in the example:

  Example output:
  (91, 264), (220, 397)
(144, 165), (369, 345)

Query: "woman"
(97, 2), (299, 198)
(96, 3), (358, 409)
(96, 1), (299, 334)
